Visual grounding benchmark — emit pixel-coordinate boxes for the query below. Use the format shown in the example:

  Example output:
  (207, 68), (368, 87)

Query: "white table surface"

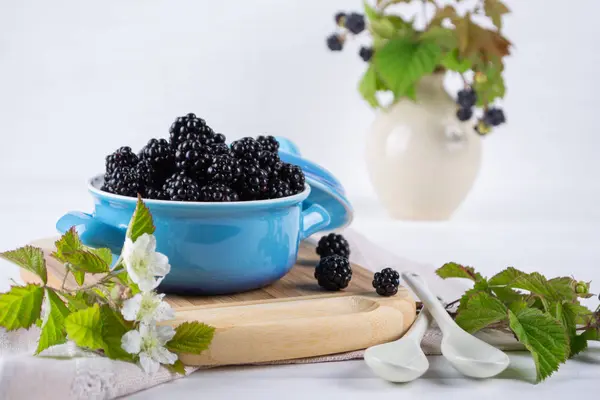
(0, 178), (598, 398)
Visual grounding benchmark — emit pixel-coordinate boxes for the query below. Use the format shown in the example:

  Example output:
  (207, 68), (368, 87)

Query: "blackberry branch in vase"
(365, 73), (482, 220)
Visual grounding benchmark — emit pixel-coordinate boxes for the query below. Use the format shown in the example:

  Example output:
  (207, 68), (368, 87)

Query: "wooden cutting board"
(22, 238), (416, 366)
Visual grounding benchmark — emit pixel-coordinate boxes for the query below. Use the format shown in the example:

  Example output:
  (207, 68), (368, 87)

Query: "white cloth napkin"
(0, 229), (481, 400)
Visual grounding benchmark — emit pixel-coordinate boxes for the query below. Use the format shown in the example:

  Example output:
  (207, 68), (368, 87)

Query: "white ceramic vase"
(365, 73), (482, 220)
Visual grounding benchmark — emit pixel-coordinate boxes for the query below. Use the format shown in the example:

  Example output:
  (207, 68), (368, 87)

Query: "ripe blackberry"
(236, 165), (269, 200)
(175, 139), (213, 179)
(267, 179), (292, 199)
(163, 172), (200, 201)
(213, 133), (226, 144)
(314, 255), (352, 291)
(199, 183), (239, 202)
(281, 163), (305, 193)
(359, 46), (373, 62)
(206, 155), (240, 184)
(144, 186), (167, 200)
(209, 142), (232, 157)
(345, 13), (365, 34)
(456, 107), (473, 122)
(457, 89), (477, 109)
(106, 146), (138, 174)
(102, 167), (142, 198)
(230, 137), (263, 161)
(169, 113), (215, 150)
(139, 138), (175, 180)
(483, 108), (506, 126)
(259, 151), (281, 175)
(326, 34), (343, 51)
(316, 233), (350, 259)
(256, 135), (279, 153)
(269, 161), (285, 180)
(334, 12), (346, 25)
(135, 159), (155, 188)
(372, 268), (400, 297)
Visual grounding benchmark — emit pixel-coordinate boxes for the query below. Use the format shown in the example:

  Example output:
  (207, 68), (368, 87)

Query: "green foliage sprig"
(0, 197), (214, 375)
(437, 262), (598, 382)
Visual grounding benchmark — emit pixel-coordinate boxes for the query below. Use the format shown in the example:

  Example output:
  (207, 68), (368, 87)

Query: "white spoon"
(402, 272), (510, 379)
(364, 307), (432, 382)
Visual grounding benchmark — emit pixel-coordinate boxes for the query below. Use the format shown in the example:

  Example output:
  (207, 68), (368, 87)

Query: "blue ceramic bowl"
(56, 176), (331, 295)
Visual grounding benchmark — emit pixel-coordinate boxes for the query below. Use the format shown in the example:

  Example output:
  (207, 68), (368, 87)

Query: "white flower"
(122, 233), (170, 292)
(121, 292), (175, 324)
(121, 324), (178, 374)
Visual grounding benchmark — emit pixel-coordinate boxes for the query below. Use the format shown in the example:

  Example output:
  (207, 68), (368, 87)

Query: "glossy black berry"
(269, 161), (285, 180)
(456, 107), (473, 122)
(213, 133), (226, 144)
(345, 13), (365, 34)
(206, 155), (240, 184)
(457, 89), (477, 109)
(316, 233), (350, 259)
(209, 142), (232, 157)
(483, 108), (506, 126)
(334, 12), (345, 24)
(175, 139), (213, 180)
(169, 113), (215, 150)
(144, 186), (167, 200)
(138, 138), (175, 181)
(326, 34), (343, 51)
(259, 151), (281, 175)
(199, 183), (239, 202)
(256, 135), (279, 153)
(359, 46), (373, 62)
(281, 163), (305, 193)
(230, 137), (263, 161)
(163, 172), (200, 201)
(267, 179), (292, 199)
(106, 146), (138, 174)
(315, 255), (352, 291)
(135, 159), (156, 188)
(372, 268), (400, 297)
(236, 165), (269, 200)
(102, 167), (142, 198)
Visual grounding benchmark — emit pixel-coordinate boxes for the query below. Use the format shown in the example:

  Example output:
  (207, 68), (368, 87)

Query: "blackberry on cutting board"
(230, 137), (263, 162)
(256, 135), (279, 153)
(105, 146), (138, 174)
(138, 138), (175, 181)
(235, 165), (269, 200)
(174, 139), (214, 180)
(199, 183), (239, 202)
(267, 179), (292, 199)
(169, 113), (215, 150)
(163, 171), (200, 201)
(372, 268), (400, 297)
(281, 163), (305, 193)
(314, 255), (352, 291)
(102, 167), (142, 198)
(206, 155), (240, 184)
(316, 233), (350, 259)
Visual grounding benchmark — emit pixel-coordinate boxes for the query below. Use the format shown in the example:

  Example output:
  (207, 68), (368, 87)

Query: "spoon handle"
(403, 308), (431, 341)
(401, 272), (455, 335)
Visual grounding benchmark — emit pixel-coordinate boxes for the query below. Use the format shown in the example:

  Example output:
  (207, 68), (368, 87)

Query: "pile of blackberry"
(455, 87), (506, 135)
(101, 113), (306, 202)
(326, 12), (373, 62)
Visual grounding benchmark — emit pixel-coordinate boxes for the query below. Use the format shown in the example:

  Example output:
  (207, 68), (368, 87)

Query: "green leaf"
(489, 267), (525, 287)
(100, 306), (135, 361)
(88, 247), (113, 267)
(363, 0), (380, 21)
(359, 65), (380, 108)
(548, 277), (577, 301)
(370, 18), (396, 39)
(167, 322), (215, 355)
(53, 227), (82, 259)
(36, 289), (71, 354)
(62, 249), (110, 274)
(126, 197), (155, 242)
(1, 246), (47, 285)
(165, 359), (187, 375)
(493, 286), (524, 303)
(0, 284), (44, 331)
(455, 292), (507, 333)
(508, 308), (569, 382)
(509, 272), (558, 300)
(570, 333), (588, 356)
(64, 304), (104, 350)
(373, 37), (441, 99)
(72, 270), (85, 286)
(484, 0), (510, 30)
(63, 291), (96, 311)
(560, 302), (592, 357)
(508, 299), (528, 314)
(421, 28), (457, 50)
(436, 262), (483, 282)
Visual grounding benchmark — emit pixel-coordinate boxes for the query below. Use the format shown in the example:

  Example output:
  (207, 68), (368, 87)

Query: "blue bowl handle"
(56, 211), (126, 254)
(300, 204), (331, 240)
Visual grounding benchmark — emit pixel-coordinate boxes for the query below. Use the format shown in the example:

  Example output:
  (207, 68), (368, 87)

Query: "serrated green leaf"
(370, 18), (396, 39)
(63, 291), (96, 311)
(167, 322), (215, 355)
(0, 284), (44, 331)
(88, 247), (113, 267)
(72, 270), (85, 286)
(165, 359), (187, 375)
(582, 327), (600, 341)
(508, 308), (569, 382)
(36, 289), (71, 354)
(374, 37), (441, 99)
(455, 292), (507, 333)
(363, 0), (380, 21)
(570, 333), (588, 356)
(489, 267), (525, 287)
(548, 277), (577, 301)
(53, 227), (82, 259)
(100, 306), (135, 361)
(436, 262), (483, 282)
(560, 302), (592, 357)
(359, 65), (380, 108)
(484, 0), (510, 30)
(1, 246), (47, 285)
(509, 272), (558, 300)
(508, 299), (528, 314)
(493, 286), (524, 303)
(65, 304), (104, 350)
(62, 249), (110, 274)
(126, 197), (155, 242)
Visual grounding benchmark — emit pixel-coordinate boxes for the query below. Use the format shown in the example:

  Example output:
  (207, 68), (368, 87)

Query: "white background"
(1, 0), (599, 397)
